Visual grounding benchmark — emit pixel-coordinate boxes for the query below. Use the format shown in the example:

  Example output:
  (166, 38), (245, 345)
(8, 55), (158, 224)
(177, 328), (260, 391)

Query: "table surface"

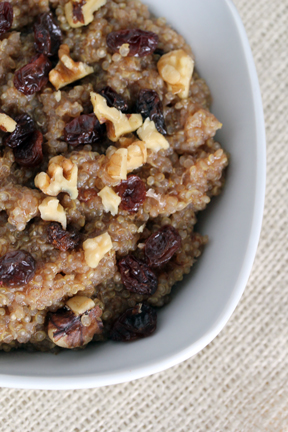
(0, 0), (286, 431)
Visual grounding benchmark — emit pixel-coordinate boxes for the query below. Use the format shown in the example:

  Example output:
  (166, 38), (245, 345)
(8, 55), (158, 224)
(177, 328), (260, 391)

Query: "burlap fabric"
(0, 0), (286, 430)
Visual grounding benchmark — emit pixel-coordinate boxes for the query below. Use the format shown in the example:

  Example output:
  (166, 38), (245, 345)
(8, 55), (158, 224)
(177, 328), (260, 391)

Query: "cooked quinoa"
(0, 0), (228, 351)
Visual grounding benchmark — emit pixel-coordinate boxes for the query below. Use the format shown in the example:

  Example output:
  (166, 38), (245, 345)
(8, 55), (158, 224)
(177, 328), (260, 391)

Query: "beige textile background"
(0, 0), (287, 431)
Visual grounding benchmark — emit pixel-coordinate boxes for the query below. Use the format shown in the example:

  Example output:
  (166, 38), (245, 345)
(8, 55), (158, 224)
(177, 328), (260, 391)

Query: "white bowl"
(0, 0), (265, 389)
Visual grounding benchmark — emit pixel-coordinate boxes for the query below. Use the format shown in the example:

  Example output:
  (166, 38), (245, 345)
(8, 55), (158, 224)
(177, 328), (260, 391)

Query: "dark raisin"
(78, 188), (99, 202)
(136, 89), (167, 135)
(115, 175), (146, 213)
(72, 0), (86, 25)
(47, 222), (81, 252)
(13, 130), (43, 167)
(4, 114), (35, 148)
(64, 114), (103, 146)
(118, 255), (158, 295)
(0, 2), (13, 35)
(34, 12), (62, 57)
(107, 29), (159, 58)
(0, 250), (36, 287)
(100, 86), (128, 113)
(110, 304), (157, 342)
(14, 54), (52, 96)
(145, 225), (182, 267)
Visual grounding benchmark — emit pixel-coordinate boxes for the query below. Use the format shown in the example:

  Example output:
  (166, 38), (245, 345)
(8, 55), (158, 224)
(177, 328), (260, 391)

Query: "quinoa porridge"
(0, 0), (228, 351)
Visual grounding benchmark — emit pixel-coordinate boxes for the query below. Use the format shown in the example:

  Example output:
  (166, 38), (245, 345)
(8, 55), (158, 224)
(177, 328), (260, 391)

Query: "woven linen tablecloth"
(0, 0), (287, 430)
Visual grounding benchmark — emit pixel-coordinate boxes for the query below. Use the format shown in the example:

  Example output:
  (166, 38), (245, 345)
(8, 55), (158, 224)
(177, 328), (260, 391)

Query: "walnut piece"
(65, 0), (107, 28)
(48, 295), (103, 349)
(90, 92), (143, 142)
(83, 232), (113, 269)
(98, 186), (121, 216)
(35, 155), (78, 200)
(137, 118), (169, 152)
(0, 113), (17, 133)
(157, 49), (194, 99)
(127, 141), (147, 172)
(38, 197), (67, 229)
(49, 44), (94, 90)
(106, 147), (128, 181)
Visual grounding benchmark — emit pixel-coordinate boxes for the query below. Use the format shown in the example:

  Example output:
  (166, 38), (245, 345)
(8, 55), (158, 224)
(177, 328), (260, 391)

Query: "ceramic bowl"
(0, 0), (265, 389)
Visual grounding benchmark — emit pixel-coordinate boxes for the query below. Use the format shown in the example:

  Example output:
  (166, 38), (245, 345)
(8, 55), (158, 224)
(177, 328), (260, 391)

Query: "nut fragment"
(127, 141), (147, 172)
(137, 118), (169, 152)
(35, 155), (78, 200)
(83, 232), (113, 269)
(157, 49), (194, 99)
(48, 295), (103, 349)
(106, 147), (128, 181)
(91, 92), (143, 142)
(38, 197), (67, 229)
(0, 113), (17, 133)
(49, 44), (93, 90)
(65, 0), (107, 28)
(98, 186), (121, 216)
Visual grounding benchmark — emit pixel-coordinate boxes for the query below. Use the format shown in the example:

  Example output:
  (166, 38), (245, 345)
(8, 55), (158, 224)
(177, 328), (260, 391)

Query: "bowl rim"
(0, 0), (266, 390)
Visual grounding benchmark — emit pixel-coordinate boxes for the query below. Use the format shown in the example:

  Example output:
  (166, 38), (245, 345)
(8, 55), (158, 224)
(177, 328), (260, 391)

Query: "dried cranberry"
(4, 114), (35, 148)
(14, 54), (52, 96)
(0, 250), (36, 287)
(106, 29), (159, 58)
(72, 0), (86, 24)
(0, 2), (13, 35)
(119, 255), (157, 295)
(47, 222), (81, 252)
(145, 225), (182, 267)
(115, 175), (146, 213)
(13, 130), (43, 167)
(64, 114), (103, 146)
(34, 12), (62, 57)
(136, 89), (167, 135)
(110, 304), (157, 342)
(100, 86), (128, 113)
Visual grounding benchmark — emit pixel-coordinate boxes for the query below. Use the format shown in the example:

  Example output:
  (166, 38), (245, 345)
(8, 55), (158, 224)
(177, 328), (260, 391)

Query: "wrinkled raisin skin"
(13, 130), (43, 168)
(14, 54), (52, 96)
(0, 250), (36, 287)
(110, 304), (157, 342)
(119, 255), (158, 295)
(34, 12), (62, 57)
(4, 114), (35, 148)
(100, 86), (128, 113)
(0, 2), (13, 35)
(47, 222), (81, 252)
(136, 89), (167, 135)
(107, 29), (159, 58)
(145, 225), (182, 267)
(64, 114), (103, 146)
(115, 175), (146, 213)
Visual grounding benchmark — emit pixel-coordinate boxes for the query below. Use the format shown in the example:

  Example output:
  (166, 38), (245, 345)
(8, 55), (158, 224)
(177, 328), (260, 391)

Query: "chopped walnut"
(90, 92), (143, 142)
(137, 118), (169, 152)
(65, 0), (107, 28)
(0, 113), (17, 133)
(38, 197), (67, 229)
(126, 141), (147, 172)
(98, 186), (121, 216)
(158, 49), (194, 99)
(49, 44), (94, 90)
(106, 147), (128, 181)
(35, 155), (78, 200)
(83, 232), (113, 269)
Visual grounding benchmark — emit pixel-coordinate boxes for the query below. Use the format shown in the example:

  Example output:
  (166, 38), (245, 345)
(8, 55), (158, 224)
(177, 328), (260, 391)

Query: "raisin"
(0, 250), (36, 287)
(110, 304), (157, 342)
(34, 12), (62, 57)
(14, 54), (52, 96)
(145, 225), (182, 267)
(4, 114), (35, 148)
(100, 86), (128, 113)
(136, 89), (167, 135)
(107, 29), (159, 58)
(115, 175), (146, 213)
(72, 0), (86, 24)
(47, 222), (81, 252)
(0, 2), (13, 35)
(119, 255), (158, 295)
(64, 114), (103, 146)
(13, 130), (43, 167)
